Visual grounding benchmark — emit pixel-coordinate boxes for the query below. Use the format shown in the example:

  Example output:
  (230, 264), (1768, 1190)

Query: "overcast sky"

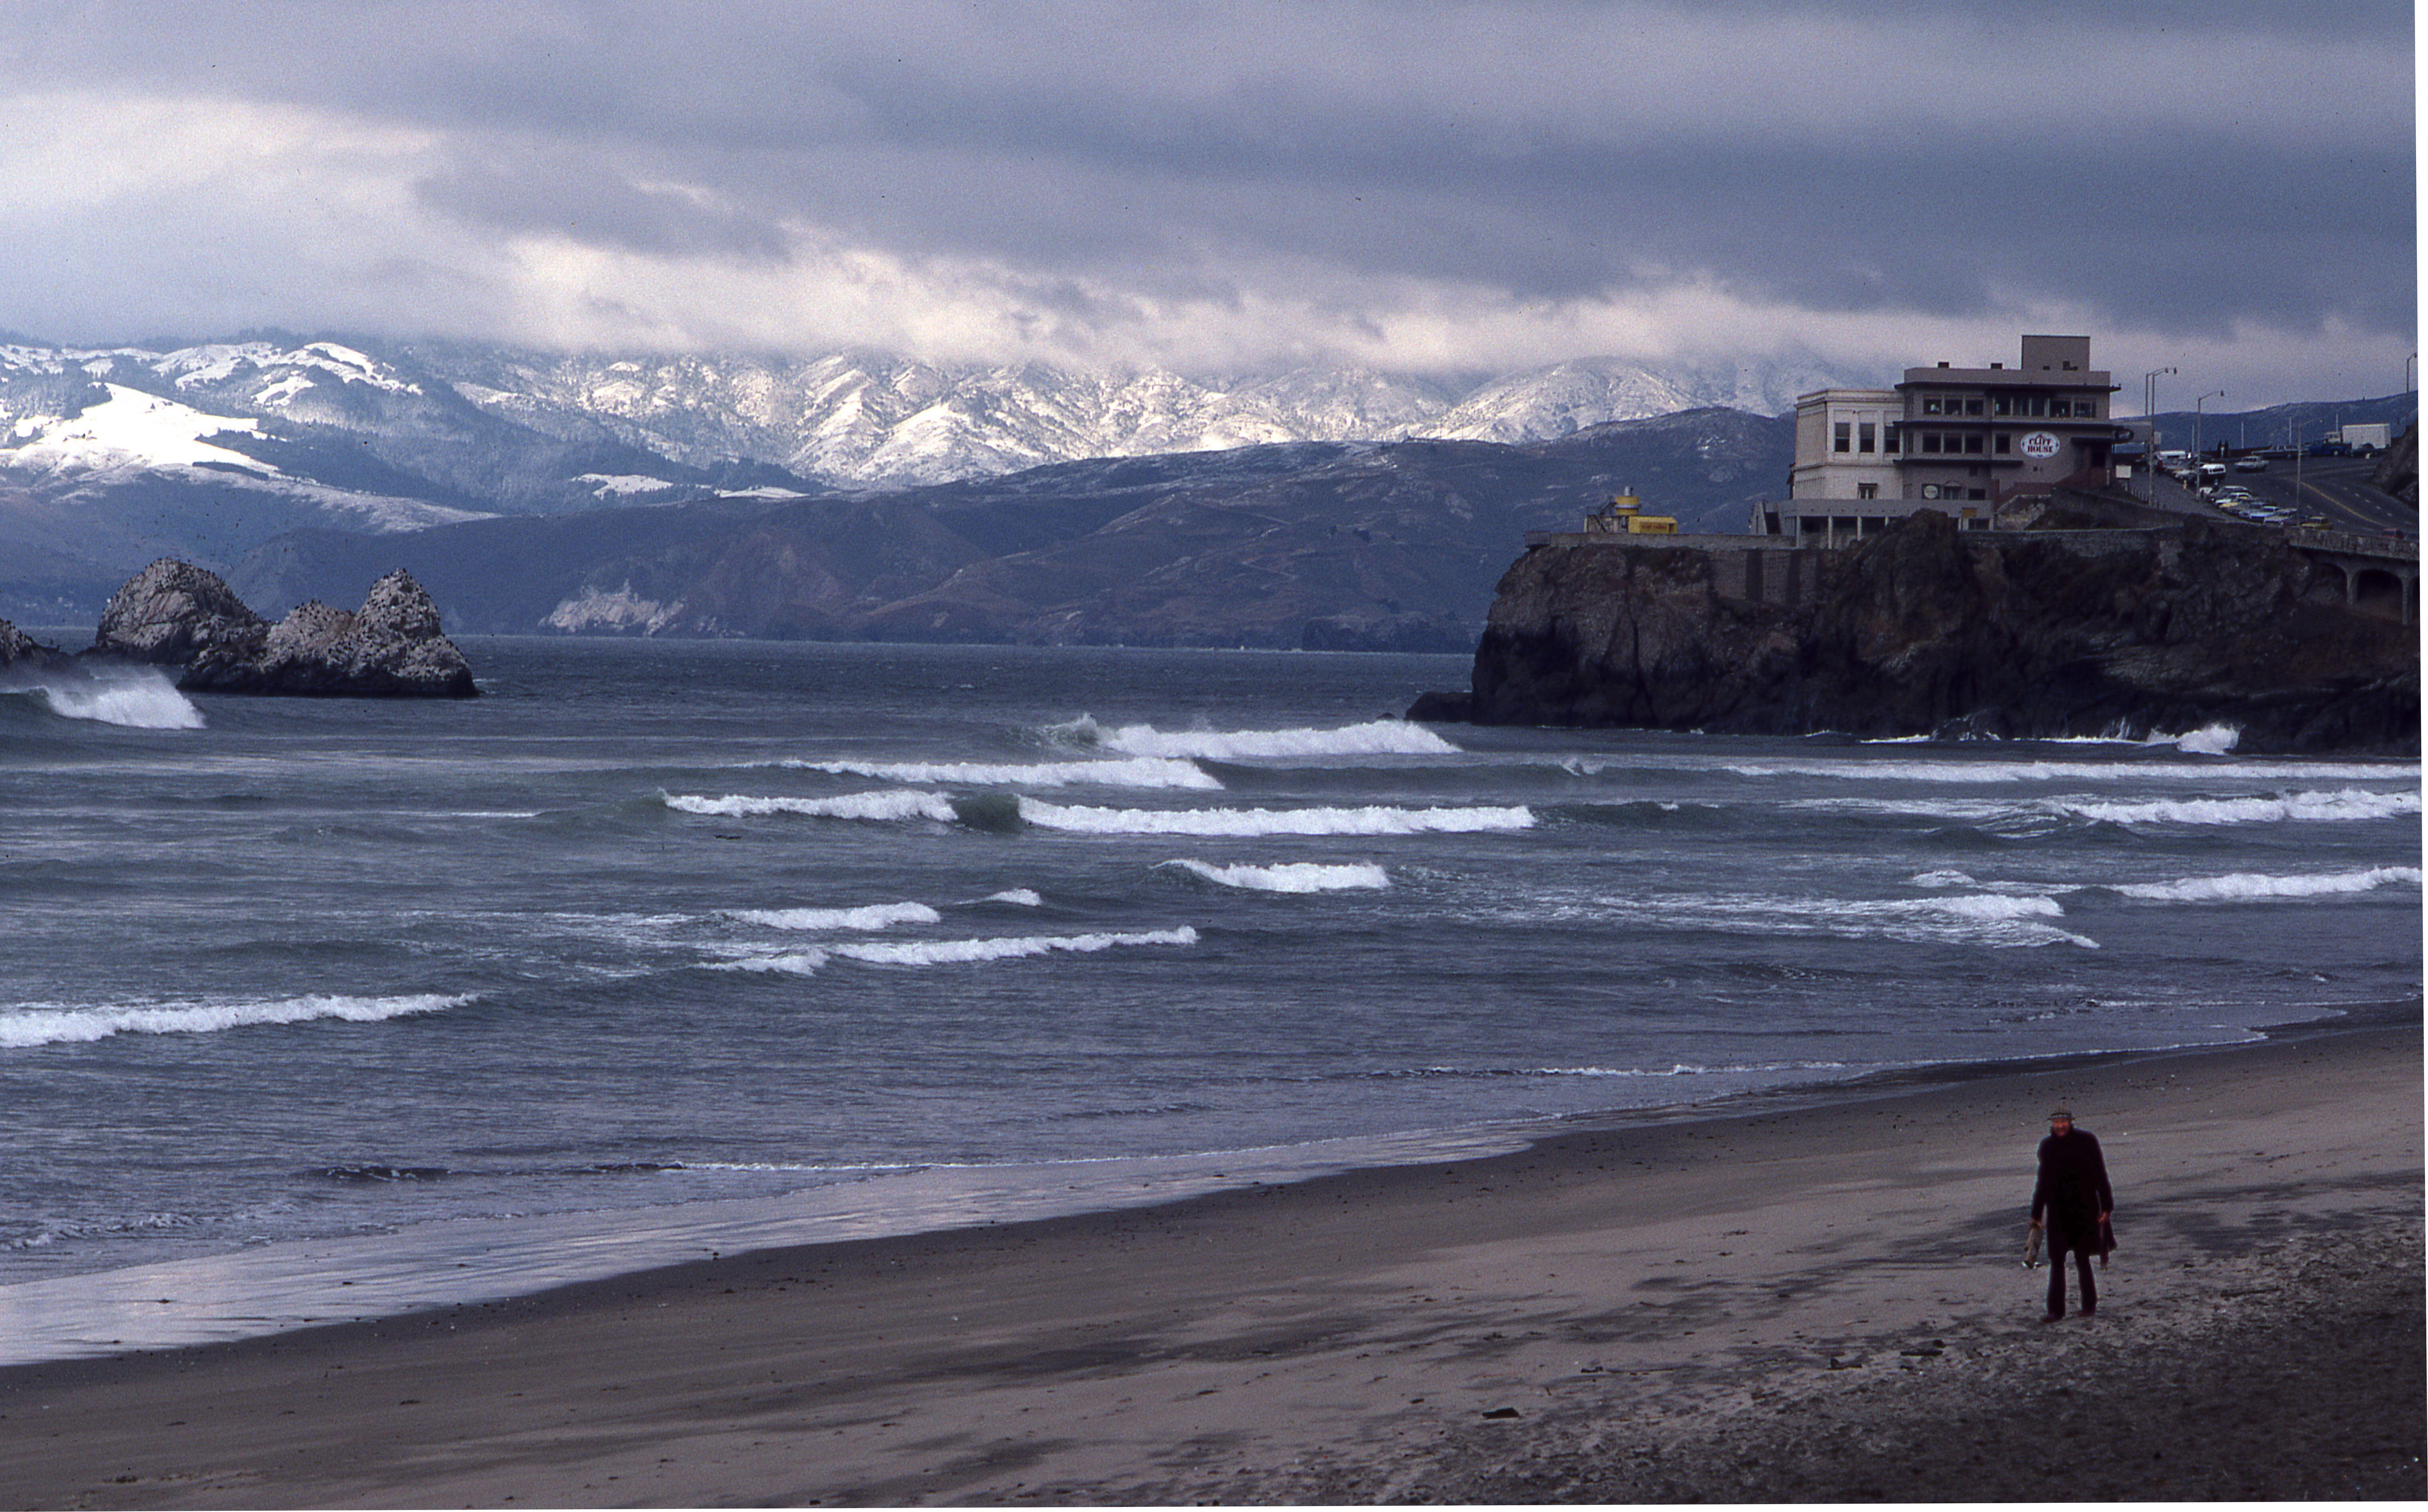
(0, 0), (2412, 406)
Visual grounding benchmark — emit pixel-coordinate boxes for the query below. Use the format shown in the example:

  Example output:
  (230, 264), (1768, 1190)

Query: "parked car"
(2233, 455), (2268, 471)
(2197, 460), (2228, 477)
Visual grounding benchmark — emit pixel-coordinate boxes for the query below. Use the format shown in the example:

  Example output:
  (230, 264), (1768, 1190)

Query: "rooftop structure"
(1764, 335), (2124, 540)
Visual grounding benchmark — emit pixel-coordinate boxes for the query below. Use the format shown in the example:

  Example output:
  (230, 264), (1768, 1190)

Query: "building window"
(1883, 425), (1899, 453)
(1963, 434), (1983, 454)
(1857, 483), (1878, 499)
(1858, 422), (1875, 453)
(1921, 434), (1942, 454)
(1922, 398), (1943, 415)
(1995, 433), (2011, 453)
(1834, 421), (1851, 453)
(1992, 395), (2012, 416)
(1969, 488), (1987, 500)
(1964, 399), (1984, 415)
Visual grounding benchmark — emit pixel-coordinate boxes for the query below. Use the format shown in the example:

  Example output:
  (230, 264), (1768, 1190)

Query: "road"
(2132, 457), (2414, 538)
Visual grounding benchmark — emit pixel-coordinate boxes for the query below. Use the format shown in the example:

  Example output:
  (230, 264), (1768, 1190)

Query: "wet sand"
(2, 1022), (2419, 1506)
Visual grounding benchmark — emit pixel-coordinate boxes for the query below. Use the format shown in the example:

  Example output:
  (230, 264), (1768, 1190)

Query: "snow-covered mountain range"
(0, 332), (1836, 619)
(404, 344), (1837, 489)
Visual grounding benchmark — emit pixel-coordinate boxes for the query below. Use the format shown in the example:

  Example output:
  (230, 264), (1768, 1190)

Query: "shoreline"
(3, 1001), (2410, 1370)
(2, 1014), (2418, 1505)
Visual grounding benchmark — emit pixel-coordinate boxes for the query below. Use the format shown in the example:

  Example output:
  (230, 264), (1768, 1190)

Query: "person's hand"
(2028, 1218), (2043, 1229)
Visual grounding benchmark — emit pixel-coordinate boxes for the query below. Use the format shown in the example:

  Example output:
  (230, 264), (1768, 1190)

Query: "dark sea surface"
(2, 637), (2418, 1357)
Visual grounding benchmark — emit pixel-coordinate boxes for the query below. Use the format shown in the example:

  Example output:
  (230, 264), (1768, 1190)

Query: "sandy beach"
(2, 1019), (2418, 1506)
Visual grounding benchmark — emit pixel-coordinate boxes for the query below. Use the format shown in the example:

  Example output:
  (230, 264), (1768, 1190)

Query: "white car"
(2233, 455), (2269, 471)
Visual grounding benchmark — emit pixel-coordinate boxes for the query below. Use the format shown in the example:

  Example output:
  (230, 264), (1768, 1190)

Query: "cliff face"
(1459, 511), (2418, 753)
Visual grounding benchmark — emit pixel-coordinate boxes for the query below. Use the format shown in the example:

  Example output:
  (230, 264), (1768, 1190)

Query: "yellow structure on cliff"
(1583, 489), (1678, 534)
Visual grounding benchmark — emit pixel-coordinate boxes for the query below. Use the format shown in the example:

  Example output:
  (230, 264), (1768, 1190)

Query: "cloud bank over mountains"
(0, 1), (2412, 407)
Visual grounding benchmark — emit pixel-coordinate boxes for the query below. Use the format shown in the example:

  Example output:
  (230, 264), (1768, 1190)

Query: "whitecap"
(2158, 722), (2241, 755)
(728, 902), (942, 932)
(1071, 717), (1460, 761)
(1019, 800), (1530, 836)
(1160, 859), (1390, 892)
(663, 790), (957, 822)
(780, 756), (1221, 790)
(1725, 758), (2406, 784)
(0, 993), (470, 1049)
(1546, 889), (2096, 949)
(2056, 788), (2421, 827)
(2114, 866), (2423, 903)
(980, 889), (1044, 907)
(7, 667), (204, 729)
(834, 927), (1199, 967)
(711, 950), (830, 976)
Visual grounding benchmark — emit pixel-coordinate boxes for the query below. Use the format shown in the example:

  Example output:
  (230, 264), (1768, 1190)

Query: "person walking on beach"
(2029, 1107), (2112, 1321)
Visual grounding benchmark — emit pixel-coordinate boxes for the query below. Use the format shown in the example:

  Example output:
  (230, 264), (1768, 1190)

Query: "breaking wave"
(715, 927), (1200, 974)
(664, 790), (957, 822)
(1727, 757), (2405, 784)
(1, 992), (470, 1049)
(1020, 800), (1532, 836)
(1160, 859), (1390, 892)
(1531, 889), (2098, 949)
(2113, 866), (2422, 903)
(1052, 716), (1459, 760)
(4, 668), (204, 729)
(2159, 722), (2240, 755)
(2055, 788), (2420, 827)
(779, 756), (1221, 790)
(729, 902), (942, 931)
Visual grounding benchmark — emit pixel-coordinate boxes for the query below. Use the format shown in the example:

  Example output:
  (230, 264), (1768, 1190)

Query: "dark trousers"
(2047, 1234), (2097, 1315)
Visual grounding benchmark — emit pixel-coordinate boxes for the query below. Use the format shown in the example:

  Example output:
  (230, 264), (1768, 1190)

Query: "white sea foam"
(717, 927), (1199, 974)
(714, 950), (830, 975)
(1526, 1060), (1852, 1078)
(782, 756), (1220, 790)
(981, 889), (1044, 907)
(2159, 722), (2241, 755)
(1060, 716), (1459, 760)
(9, 668), (205, 729)
(1727, 758), (2405, 784)
(2114, 866), (2423, 903)
(1162, 859), (1391, 892)
(835, 927), (1199, 966)
(1559, 889), (2096, 949)
(2057, 788), (2421, 827)
(1021, 800), (1530, 836)
(664, 790), (957, 822)
(0, 993), (470, 1049)
(729, 902), (942, 932)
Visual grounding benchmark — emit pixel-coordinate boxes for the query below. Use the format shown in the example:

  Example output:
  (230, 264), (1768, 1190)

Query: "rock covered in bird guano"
(184, 570), (477, 697)
(91, 558), (269, 666)
(90, 560), (476, 696)
(2, 617), (67, 670)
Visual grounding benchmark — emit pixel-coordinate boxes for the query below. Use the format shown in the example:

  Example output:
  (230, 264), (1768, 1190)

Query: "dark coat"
(2031, 1128), (2114, 1251)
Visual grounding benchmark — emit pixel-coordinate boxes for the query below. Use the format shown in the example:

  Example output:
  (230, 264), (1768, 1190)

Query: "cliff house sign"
(1766, 334), (2126, 541)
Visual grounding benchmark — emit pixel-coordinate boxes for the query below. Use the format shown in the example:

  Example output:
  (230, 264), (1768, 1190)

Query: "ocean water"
(2, 637), (2419, 1354)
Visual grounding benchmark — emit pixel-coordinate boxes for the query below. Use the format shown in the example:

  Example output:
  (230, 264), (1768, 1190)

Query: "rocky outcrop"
(91, 560), (269, 666)
(1436, 511), (2416, 753)
(90, 560), (476, 697)
(1, 617), (67, 671)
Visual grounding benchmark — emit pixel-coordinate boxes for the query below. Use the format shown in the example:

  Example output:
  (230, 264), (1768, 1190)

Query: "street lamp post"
(2143, 366), (2176, 500)
(2193, 391), (2225, 485)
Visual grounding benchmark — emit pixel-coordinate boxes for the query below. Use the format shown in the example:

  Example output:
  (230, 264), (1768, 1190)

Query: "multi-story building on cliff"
(1765, 335), (2123, 540)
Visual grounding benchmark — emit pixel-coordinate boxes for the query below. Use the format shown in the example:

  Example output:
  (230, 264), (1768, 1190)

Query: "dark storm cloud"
(413, 150), (792, 262)
(0, 0), (2410, 378)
